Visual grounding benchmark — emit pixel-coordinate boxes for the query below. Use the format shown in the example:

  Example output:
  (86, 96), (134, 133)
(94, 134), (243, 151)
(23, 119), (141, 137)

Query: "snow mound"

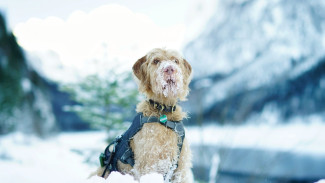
(86, 172), (164, 183)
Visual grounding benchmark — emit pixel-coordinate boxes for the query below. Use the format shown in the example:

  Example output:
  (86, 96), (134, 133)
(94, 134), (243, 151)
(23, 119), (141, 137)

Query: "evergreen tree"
(61, 71), (139, 140)
(0, 14), (26, 134)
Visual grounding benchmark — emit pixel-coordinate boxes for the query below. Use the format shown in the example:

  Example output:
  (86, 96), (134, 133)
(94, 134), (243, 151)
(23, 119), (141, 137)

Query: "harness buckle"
(120, 148), (135, 166)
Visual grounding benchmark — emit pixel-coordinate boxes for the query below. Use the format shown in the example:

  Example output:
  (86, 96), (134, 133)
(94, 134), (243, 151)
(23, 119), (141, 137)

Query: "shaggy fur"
(93, 48), (193, 183)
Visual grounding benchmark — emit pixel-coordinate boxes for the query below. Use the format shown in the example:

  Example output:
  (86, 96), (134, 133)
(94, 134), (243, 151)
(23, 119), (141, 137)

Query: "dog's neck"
(136, 100), (186, 121)
(146, 93), (178, 106)
(148, 99), (176, 113)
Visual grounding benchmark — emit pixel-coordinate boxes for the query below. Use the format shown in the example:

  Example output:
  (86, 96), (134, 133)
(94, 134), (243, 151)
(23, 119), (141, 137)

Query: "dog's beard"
(153, 61), (184, 98)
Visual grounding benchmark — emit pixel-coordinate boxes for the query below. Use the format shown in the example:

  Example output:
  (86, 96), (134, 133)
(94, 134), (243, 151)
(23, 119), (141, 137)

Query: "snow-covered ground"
(1, 117), (325, 182)
(87, 172), (164, 183)
(0, 132), (105, 183)
(0, 131), (165, 183)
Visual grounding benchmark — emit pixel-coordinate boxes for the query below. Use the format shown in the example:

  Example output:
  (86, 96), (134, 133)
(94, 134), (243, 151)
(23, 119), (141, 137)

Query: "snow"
(184, 0), (325, 82)
(0, 132), (104, 183)
(187, 115), (325, 155)
(139, 173), (164, 183)
(155, 61), (184, 97)
(208, 154), (220, 183)
(187, 114), (325, 179)
(0, 131), (164, 183)
(86, 172), (164, 183)
(1, 114), (325, 182)
(20, 78), (32, 93)
(184, 0), (218, 43)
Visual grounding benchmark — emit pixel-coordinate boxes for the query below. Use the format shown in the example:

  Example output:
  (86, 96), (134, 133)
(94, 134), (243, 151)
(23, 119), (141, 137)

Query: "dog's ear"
(183, 59), (192, 76)
(133, 56), (147, 80)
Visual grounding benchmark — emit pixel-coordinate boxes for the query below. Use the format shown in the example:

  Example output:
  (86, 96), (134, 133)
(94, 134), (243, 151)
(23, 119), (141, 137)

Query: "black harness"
(99, 112), (185, 178)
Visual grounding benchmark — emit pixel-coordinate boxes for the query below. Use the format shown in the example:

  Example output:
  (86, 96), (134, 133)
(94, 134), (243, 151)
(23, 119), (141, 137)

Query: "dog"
(93, 48), (193, 183)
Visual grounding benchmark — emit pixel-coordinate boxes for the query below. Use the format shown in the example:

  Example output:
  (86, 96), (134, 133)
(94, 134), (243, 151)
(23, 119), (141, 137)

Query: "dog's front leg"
(131, 123), (181, 181)
(171, 139), (193, 183)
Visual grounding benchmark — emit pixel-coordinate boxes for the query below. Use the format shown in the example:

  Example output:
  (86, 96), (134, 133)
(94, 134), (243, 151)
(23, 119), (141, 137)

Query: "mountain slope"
(183, 0), (325, 124)
(0, 13), (57, 136)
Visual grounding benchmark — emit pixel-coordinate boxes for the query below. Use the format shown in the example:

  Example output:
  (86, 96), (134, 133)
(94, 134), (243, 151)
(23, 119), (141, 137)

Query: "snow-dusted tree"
(61, 71), (139, 140)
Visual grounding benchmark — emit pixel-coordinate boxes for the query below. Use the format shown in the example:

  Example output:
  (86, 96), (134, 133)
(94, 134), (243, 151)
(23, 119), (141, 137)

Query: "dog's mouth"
(162, 78), (176, 90)
(154, 61), (183, 97)
(166, 79), (175, 85)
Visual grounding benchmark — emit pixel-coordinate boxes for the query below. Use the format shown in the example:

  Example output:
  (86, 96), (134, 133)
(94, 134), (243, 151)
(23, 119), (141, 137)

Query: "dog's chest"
(131, 123), (179, 174)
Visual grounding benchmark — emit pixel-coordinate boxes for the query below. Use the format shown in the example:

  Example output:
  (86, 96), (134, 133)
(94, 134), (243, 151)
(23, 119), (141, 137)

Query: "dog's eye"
(153, 59), (160, 64)
(174, 59), (179, 64)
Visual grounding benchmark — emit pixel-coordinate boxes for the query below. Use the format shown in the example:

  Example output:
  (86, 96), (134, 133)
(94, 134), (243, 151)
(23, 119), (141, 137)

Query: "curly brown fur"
(93, 48), (193, 183)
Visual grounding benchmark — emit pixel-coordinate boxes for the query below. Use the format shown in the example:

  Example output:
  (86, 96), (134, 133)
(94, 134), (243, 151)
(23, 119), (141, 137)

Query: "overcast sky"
(0, 0), (195, 82)
(0, 0), (189, 29)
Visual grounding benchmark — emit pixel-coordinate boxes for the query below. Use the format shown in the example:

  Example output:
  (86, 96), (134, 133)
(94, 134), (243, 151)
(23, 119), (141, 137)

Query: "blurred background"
(1, 0), (325, 182)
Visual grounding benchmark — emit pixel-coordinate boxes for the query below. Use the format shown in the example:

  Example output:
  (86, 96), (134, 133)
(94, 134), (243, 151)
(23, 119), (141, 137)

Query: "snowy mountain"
(183, 0), (325, 124)
(0, 13), (88, 135)
(0, 13), (54, 136)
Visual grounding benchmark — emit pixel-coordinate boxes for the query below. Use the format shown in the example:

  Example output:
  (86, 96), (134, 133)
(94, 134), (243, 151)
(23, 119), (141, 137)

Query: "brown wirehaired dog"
(94, 48), (193, 183)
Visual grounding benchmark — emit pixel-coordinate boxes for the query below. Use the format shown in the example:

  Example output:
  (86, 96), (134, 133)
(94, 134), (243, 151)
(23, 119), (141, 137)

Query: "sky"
(0, 0), (189, 29)
(0, 0), (194, 82)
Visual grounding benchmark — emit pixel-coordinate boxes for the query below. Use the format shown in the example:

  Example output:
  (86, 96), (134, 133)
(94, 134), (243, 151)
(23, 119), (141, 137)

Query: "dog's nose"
(164, 66), (174, 75)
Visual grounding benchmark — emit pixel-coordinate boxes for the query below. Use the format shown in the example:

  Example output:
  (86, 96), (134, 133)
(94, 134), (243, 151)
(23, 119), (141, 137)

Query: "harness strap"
(100, 113), (185, 178)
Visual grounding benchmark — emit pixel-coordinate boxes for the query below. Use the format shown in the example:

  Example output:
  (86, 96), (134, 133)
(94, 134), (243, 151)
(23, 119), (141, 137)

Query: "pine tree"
(61, 71), (139, 141)
(0, 14), (26, 134)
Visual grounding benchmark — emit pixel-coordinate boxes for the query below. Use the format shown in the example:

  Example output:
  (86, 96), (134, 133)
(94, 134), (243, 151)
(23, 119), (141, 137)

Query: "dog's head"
(133, 48), (192, 104)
